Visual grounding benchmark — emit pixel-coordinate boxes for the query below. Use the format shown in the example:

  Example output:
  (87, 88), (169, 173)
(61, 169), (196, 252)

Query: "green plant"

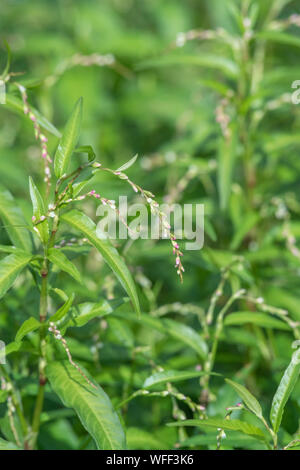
(1, 0), (300, 451)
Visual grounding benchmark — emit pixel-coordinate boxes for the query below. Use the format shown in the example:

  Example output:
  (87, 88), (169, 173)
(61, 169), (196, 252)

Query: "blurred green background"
(1, 0), (300, 450)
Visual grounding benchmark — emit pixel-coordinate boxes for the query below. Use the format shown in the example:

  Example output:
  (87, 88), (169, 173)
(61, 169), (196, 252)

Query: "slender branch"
(30, 249), (50, 448)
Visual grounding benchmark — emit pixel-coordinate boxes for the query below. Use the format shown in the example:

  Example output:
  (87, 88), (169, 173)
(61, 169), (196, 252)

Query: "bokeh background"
(1, 0), (300, 449)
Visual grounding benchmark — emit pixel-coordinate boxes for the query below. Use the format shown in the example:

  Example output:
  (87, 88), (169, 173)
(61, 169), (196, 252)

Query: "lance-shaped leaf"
(70, 299), (115, 327)
(48, 248), (82, 283)
(29, 177), (49, 244)
(73, 145), (96, 162)
(117, 154), (138, 172)
(137, 54), (238, 78)
(270, 346), (300, 433)
(114, 312), (207, 360)
(0, 438), (20, 450)
(46, 361), (126, 450)
(1, 40), (11, 78)
(224, 312), (291, 331)
(143, 370), (218, 389)
(0, 250), (32, 299)
(15, 317), (41, 343)
(168, 418), (266, 440)
(218, 123), (238, 210)
(61, 210), (140, 316)
(0, 185), (32, 252)
(49, 293), (75, 323)
(257, 31), (300, 49)
(54, 98), (83, 178)
(163, 319), (208, 360)
(225, 378), (263, 419)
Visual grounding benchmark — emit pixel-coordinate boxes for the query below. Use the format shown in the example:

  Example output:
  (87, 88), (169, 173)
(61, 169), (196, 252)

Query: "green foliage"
(0, 0), (300, 451)
(0, 250), (32, 299)
(54, 98), (83, 178)
(270, 346), (300, 433)
(46, 361), (126, 450)
(61, 210), (140, 316)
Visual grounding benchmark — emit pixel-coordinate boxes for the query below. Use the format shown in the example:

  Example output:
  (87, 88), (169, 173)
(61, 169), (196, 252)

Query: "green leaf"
(178, 432), (267, 449)
(5, 341), (22, 356)
(225, 378), (263, 419)
(48, 248), (82, 283)
(163, 319), (208, 360)
(67, 299), (115, 327)
(0, 390), (8, 404)
(257, 31), (300, 49)
(108, 317), (134, 348)
(0, 250), (32, 299)
(51, 287), (69, 302)
(0, 245), (23, 254)
(46, 361), (126, 450)
(270, 346), (300, 433)
(0, 438), (20, 450)
(29, 177), (49, 244)
(117, 154), (138, 172)
(1, 40), (11, 78)
(15, 317), (41, 343)
(54, 97), (83, 178)
(49, 293), (75, 323)
(127, 427), (168, 450)
(137, 54), (239, 78)
(72, 167), (95, 197)
(0, 185), (32, 251)
(224, 312), (291, 331)
(230, 212), (259, 250)
(115, 312), (207, 360)
(168, 418), (266, 439)
(143, 370), (218, 389)
(218, 124), (238, 210)
(74, 145), (96, 162)
(61, 210), (140, 316)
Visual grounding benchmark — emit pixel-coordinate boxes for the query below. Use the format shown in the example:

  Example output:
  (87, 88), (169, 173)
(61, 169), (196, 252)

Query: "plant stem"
(201, 289), (245, 402)
(31, 381), (45, 437)
(39, 260), (48, 323)
(0, 364), (29, 442)
(30, 253), (49, 449)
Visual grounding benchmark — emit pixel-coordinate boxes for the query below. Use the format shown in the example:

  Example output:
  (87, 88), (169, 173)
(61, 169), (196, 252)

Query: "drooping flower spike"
(48, 322), (97, 389)
(96, 166), (185, 282)
(17, 84), (52, 194)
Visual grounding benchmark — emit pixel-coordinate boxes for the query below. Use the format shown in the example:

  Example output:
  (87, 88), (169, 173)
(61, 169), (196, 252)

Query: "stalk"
(30, 253), (48, 449)
(201, 290), (245, 402)
(30, 208), (61, 448)
(0, 364), (29, 444)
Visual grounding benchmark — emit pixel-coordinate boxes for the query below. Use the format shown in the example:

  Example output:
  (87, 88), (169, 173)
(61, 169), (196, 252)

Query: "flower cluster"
(114, 169), (185, 281)
(17, 84), (52, 193)
(45, 52), (132, 88)
(289, 14), (300, 27)
(215, 96), (233, 139)
(164, 165), (198, 205)
(48, 322), (97, 389)
(175, 29), (216, 48)
(53, 237), (89, 249)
